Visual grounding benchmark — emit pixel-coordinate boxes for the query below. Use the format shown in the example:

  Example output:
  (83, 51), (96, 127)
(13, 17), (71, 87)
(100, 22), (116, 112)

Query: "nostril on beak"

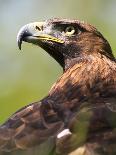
(35, 26), (41, 31)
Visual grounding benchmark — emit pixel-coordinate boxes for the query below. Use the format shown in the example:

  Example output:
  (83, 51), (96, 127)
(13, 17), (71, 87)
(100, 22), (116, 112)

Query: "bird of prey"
(0, 18), (116, 155)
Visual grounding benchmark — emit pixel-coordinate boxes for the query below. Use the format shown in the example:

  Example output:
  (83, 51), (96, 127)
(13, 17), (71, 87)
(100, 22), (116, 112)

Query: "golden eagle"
(0, 18), (116, 155)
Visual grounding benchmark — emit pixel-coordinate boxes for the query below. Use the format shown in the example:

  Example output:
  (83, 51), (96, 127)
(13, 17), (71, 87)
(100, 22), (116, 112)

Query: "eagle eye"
(65, 26), (75, 36)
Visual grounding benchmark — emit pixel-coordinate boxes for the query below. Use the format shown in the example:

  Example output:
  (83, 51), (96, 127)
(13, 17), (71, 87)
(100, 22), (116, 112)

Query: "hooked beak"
(17, 22), (64, 50)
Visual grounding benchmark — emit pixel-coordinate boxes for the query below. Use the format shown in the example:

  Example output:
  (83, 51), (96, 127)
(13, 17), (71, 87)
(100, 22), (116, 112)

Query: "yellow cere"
(38, 35), (64, 43)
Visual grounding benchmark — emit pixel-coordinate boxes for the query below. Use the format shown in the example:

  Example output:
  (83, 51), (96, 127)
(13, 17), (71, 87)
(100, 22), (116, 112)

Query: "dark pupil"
(68, 27), (72, 32)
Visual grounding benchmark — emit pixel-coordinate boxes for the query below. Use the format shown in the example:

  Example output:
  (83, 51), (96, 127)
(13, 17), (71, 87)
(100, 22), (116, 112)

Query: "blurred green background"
(0, 0), (116, 123)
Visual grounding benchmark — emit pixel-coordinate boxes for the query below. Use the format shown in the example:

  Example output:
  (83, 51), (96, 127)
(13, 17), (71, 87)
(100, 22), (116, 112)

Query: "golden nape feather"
(0, 18), (116, 155)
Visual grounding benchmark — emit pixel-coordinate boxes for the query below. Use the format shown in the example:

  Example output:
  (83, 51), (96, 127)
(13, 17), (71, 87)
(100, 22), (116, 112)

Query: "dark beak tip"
(17, 33), (22, 50)
(17, 31), (23, 50)
(17, 25), (27, 50)
(18, 40), (22, 50)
